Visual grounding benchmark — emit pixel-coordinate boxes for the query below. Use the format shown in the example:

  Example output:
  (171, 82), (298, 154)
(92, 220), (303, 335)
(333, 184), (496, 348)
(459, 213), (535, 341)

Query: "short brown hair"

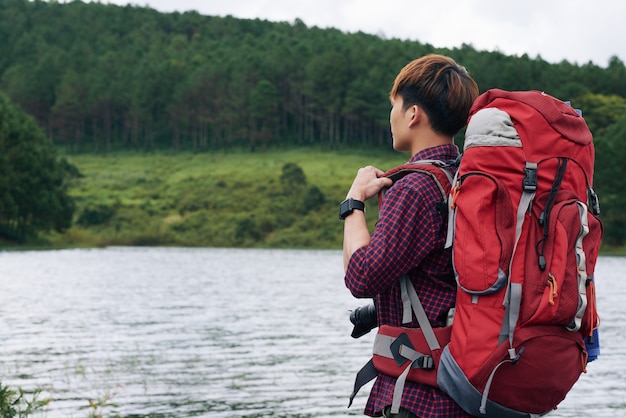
(389, 54), (479, 137)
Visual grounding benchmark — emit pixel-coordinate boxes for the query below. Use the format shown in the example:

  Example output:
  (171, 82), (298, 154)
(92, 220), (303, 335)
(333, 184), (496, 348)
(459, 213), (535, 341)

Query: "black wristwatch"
(339, 198), (365, 220)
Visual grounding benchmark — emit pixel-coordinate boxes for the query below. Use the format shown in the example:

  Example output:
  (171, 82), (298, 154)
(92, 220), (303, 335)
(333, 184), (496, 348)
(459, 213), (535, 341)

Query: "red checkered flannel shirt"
(345, 144), (472, 418)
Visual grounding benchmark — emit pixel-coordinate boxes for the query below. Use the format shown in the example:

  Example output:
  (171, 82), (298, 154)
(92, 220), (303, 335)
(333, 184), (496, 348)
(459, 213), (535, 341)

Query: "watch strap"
(339, 198), (365, 220)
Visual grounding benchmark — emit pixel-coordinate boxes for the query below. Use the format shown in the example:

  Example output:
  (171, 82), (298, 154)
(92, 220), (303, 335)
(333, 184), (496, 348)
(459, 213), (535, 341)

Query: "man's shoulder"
(391, 164), (452, 193)
(385, 172), (445, 209)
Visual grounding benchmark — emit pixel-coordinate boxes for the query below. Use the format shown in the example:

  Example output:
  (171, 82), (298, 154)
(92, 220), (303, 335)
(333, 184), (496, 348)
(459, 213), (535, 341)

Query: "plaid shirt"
(345, 144), (472, 418)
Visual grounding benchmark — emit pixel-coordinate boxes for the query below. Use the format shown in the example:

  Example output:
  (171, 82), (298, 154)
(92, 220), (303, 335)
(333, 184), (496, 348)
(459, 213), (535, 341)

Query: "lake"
(0, 247), (623, 417)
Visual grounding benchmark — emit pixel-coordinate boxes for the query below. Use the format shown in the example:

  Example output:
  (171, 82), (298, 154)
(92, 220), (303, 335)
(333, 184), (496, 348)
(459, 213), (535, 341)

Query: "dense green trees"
(0, 91), (75, 241)
(1, 0), (624, 153)
(594, 115), (626, 246)
(0, 0), (625, 247)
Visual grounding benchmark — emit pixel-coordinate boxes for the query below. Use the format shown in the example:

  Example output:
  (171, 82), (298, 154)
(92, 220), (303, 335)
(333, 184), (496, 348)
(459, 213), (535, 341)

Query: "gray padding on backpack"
(438, 346), (543, 418)
(569, 201), (590, 332)
(464, 108), (522, 149)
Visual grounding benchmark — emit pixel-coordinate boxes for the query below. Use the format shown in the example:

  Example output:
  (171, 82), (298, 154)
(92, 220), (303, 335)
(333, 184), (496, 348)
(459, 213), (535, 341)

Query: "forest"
(0, 0), (626, 246)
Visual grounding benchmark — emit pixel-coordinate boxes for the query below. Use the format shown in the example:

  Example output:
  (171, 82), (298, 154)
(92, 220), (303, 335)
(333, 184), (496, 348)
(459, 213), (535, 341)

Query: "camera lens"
(350, 302), (378, 338)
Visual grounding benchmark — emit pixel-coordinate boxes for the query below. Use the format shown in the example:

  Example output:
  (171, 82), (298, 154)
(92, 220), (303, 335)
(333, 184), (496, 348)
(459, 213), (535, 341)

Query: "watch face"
(339, 199), (351, 220)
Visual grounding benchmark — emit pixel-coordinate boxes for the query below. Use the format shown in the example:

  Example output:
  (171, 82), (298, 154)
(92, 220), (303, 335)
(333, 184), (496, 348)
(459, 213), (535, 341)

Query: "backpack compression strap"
(499, 162), (537, 348)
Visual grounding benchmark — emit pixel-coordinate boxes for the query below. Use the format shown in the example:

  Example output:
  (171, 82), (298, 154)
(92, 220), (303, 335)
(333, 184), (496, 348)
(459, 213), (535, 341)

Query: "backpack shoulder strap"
(379, 160), (456, 209)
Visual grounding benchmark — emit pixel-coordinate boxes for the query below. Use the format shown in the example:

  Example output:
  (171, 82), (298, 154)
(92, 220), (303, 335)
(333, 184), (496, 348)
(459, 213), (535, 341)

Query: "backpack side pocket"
(521, 190), (602, 336)
(452, 173), (515, 298)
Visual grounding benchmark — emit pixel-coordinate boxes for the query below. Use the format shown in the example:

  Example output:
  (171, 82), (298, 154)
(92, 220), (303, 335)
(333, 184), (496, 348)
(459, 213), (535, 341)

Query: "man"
(341, 54), (479, 418)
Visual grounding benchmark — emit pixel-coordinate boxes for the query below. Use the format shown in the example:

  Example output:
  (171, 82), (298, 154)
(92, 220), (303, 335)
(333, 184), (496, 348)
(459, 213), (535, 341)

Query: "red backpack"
(349, 90), (602, 417)
(438, 89), (602, 417)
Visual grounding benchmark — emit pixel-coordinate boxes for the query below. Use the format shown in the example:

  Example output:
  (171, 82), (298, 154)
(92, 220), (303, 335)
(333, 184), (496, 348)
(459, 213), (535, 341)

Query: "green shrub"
(0, 382), (49, 418)
(280, 162), (307, 194)
(234, 215), (263, 245)
(76, 204), (116, 226)
(301, 185), (326, 214)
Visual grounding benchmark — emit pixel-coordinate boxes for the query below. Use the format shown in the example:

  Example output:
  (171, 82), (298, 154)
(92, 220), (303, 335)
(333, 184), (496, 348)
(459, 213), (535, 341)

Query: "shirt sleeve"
(344, 174), (441, 298)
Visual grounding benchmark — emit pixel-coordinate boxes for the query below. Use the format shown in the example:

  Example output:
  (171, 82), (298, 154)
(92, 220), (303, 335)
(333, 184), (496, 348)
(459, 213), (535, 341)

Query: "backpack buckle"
(389, 333), (435, 370)
(589, 188), (601, 216)
(523, 163), (538, 192)
(390, 333), (413, 366)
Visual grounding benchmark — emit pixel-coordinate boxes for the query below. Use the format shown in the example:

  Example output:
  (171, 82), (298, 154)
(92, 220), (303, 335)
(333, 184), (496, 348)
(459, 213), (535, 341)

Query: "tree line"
(1, 0), (625, 152)
(0, 0), (625, 246)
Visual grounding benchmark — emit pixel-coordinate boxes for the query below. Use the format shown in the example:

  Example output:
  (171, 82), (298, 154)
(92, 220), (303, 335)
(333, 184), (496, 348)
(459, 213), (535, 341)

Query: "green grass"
(44, 148), (408, 249)
(35, 147), (625, 254)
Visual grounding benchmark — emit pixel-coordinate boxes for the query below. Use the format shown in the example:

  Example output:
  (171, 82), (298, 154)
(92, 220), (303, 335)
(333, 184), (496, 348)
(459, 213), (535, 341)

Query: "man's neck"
(410, 132), (453, 156)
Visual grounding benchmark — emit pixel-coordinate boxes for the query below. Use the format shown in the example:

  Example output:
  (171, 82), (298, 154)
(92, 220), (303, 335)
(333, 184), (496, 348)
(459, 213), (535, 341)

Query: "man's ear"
(408, 105), (422, 127)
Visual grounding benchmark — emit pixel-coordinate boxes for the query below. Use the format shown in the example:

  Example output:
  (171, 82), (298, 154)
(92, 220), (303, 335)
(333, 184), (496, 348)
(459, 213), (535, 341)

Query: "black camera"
(349, 302), (378, 338)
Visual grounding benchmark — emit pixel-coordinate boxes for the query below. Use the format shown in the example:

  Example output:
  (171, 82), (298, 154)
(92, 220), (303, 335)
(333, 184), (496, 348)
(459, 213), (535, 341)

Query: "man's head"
(389, 54), (479, 139)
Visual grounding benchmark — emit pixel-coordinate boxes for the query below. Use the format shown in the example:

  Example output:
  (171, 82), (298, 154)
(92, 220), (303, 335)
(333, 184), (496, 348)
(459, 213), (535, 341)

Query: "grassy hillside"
(45, 149), (408, 249)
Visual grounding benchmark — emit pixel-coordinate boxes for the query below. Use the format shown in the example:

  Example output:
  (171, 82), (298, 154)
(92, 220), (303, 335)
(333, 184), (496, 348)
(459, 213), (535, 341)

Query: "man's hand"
(346, 166), (393, 201)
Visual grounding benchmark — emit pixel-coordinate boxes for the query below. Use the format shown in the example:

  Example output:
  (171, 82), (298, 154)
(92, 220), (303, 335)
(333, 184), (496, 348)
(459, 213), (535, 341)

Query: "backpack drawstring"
(536, 158), (568, 270)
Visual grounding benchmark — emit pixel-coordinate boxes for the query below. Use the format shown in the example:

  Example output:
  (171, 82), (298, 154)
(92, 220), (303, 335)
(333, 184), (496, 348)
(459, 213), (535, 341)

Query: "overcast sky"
(85, 0), (625, 67)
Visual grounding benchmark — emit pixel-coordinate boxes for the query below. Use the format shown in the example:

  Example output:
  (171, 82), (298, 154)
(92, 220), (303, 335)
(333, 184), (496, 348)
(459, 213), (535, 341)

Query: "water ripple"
(0, 248), (622, 417)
